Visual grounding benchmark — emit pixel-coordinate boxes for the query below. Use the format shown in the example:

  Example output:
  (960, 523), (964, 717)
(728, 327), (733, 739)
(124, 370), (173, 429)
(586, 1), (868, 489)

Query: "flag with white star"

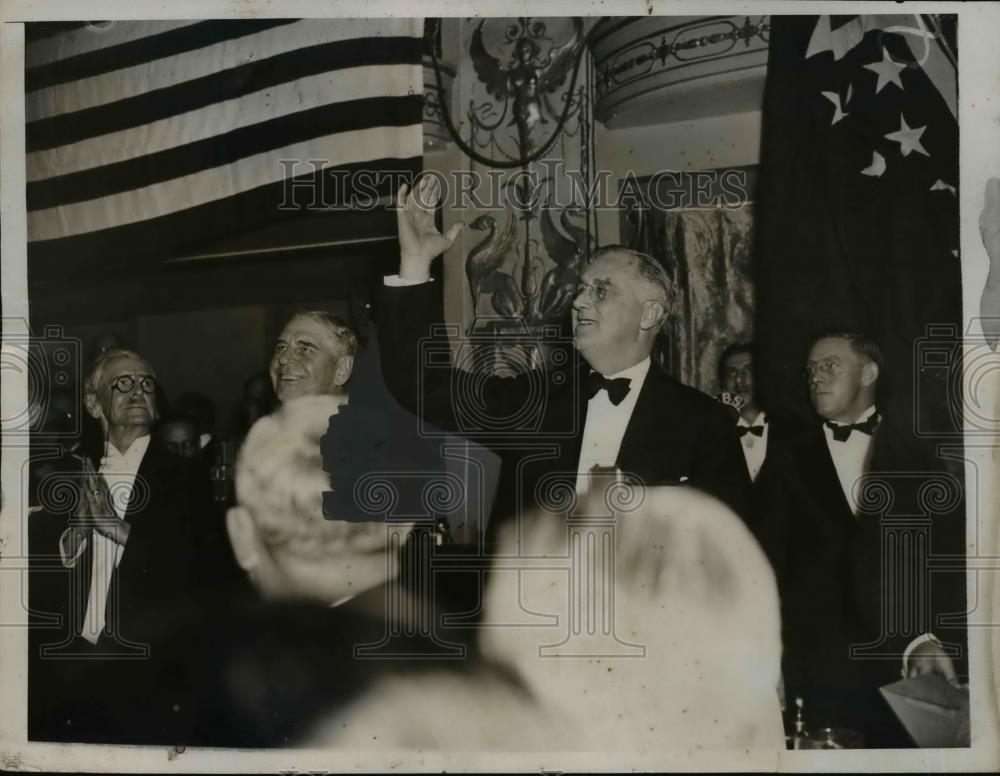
(755, 14), (960, 434)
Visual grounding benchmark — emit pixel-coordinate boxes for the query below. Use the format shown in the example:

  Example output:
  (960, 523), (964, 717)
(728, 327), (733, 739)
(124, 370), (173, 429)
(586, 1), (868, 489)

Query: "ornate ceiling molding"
(590, 16), (770, 128)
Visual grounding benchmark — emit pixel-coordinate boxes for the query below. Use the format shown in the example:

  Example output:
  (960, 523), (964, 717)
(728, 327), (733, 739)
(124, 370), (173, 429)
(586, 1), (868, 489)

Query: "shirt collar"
(102, 433), (151, 463)
(738, 410), (767, 428)
(606, 356), (651, 383)
(827, 405), (878, 427)
(199, 433), (212, 449)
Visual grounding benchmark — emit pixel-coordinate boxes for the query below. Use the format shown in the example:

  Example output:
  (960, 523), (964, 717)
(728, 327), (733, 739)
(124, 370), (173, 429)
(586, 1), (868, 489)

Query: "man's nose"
(572, 287), (589, 311)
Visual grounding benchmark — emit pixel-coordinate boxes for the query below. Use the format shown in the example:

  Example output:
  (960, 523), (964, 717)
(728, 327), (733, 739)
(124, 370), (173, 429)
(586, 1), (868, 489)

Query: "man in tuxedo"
(269, 311), (357, 403)
(756, 331), (967, 747)
(379, 178), (751, 545)
(718, 342), (803, 484)
(30, 348), (219, 744)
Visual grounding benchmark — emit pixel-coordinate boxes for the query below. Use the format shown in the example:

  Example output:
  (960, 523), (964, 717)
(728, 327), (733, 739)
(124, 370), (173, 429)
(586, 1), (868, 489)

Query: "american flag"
(755, 14), (960, 429)
(25, 19), (424, 280)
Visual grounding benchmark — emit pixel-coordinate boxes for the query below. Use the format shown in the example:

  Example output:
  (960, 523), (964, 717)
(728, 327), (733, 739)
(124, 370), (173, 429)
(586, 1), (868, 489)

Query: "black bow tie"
(587, 371), (632, 406)
(738, 424), (765, 438)
(825, 413), (880, 442)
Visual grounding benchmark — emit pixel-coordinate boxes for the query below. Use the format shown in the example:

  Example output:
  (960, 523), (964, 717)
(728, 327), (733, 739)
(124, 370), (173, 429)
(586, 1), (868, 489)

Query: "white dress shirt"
(823, 405), (877, 517)
(62, 435), (150, 644)
(575, 358), (650, 494)
(737, 411), (769, 483)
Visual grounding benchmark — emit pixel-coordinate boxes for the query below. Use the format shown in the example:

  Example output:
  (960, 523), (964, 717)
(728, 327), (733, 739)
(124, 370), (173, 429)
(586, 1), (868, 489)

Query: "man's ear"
(334, 354), (355, 387)
(226, 506), (266, 573)
(83, 392), (103, 420)
(640, 300), (666, 333)
(861, 359), (880, 388)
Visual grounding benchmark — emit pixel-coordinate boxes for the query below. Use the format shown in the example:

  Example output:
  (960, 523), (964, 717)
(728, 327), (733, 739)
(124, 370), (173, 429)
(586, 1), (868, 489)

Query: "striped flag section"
(25, 19), (424, 279)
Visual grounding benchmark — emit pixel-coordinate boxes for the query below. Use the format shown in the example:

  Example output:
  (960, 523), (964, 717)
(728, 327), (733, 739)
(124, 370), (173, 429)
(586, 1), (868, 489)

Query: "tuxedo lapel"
(800, 426), (854, 522)
(125, 439), (159, 522)
(615, 364), (671, 484)
(564, 362), (590, 471)
(546, 361), (589, 481)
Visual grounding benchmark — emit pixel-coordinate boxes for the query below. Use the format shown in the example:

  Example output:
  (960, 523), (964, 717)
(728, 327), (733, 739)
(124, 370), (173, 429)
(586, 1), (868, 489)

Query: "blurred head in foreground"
(226, 394), (413, 604)
(310, 486), (784, 751)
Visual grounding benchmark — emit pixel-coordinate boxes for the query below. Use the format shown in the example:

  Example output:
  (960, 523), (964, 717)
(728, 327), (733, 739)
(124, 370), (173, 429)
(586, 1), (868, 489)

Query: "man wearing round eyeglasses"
(755, 331), (967, 747)
(35, 349), (210, 745)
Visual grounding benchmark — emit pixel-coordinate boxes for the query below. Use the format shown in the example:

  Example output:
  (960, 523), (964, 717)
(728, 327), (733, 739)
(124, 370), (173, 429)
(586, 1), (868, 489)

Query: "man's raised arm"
(395, 177), (464, 284)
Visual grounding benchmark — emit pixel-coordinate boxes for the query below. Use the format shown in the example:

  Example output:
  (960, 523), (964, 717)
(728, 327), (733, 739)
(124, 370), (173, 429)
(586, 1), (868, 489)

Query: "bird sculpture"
(465, 212), (518, 314)
(538, 203), (595, 319)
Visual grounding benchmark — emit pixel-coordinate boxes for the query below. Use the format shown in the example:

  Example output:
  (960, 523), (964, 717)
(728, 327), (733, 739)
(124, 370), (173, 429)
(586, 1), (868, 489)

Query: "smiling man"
(269, 311), (358, 403)
(34, 349), (213, 745)
(378, 178), (751, 546)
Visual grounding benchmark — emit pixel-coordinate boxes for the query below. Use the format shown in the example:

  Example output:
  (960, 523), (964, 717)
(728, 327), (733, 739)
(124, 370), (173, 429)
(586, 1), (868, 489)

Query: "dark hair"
(717, 342), (755, 387)
(808, 329), (883, 372)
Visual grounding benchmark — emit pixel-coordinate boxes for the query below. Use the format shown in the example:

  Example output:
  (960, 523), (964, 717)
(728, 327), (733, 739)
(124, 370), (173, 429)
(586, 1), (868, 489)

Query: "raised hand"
(397, 177), (463, 282)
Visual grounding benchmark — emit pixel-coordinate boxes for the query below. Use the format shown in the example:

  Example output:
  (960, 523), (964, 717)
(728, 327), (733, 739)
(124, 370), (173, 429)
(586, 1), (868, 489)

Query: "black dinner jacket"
(378, 281), (752, 544)
(755, 411), (806, 478)
(28, 437), (208, 745)
(754, 414), (967, 740)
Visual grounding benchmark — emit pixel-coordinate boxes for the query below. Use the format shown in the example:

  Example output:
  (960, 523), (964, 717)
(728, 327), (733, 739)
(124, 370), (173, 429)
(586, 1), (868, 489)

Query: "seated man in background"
(310, 485), (785, 751)
(755, 330), (967, 747)
(181, 394), (474, 747)
(269, 311), (357, 403)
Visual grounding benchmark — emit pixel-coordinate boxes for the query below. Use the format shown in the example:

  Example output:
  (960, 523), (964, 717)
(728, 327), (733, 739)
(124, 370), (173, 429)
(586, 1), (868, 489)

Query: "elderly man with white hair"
(32, 348), (213, 745)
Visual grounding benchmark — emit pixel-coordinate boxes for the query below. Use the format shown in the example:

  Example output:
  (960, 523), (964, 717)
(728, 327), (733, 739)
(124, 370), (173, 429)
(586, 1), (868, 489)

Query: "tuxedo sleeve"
(378, 280), (538, 441)
(849, 431), (968, 672)
(752, 449), (793, 587)
(690, 401), (754, 525)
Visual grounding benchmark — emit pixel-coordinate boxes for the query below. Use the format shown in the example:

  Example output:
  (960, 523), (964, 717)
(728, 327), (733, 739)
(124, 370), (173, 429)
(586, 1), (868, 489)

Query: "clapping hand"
(397, 177), (463, 282)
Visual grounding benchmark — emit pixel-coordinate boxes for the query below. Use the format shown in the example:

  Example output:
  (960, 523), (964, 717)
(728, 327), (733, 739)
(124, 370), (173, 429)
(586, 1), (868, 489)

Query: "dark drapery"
(754, 15), (960, 431)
